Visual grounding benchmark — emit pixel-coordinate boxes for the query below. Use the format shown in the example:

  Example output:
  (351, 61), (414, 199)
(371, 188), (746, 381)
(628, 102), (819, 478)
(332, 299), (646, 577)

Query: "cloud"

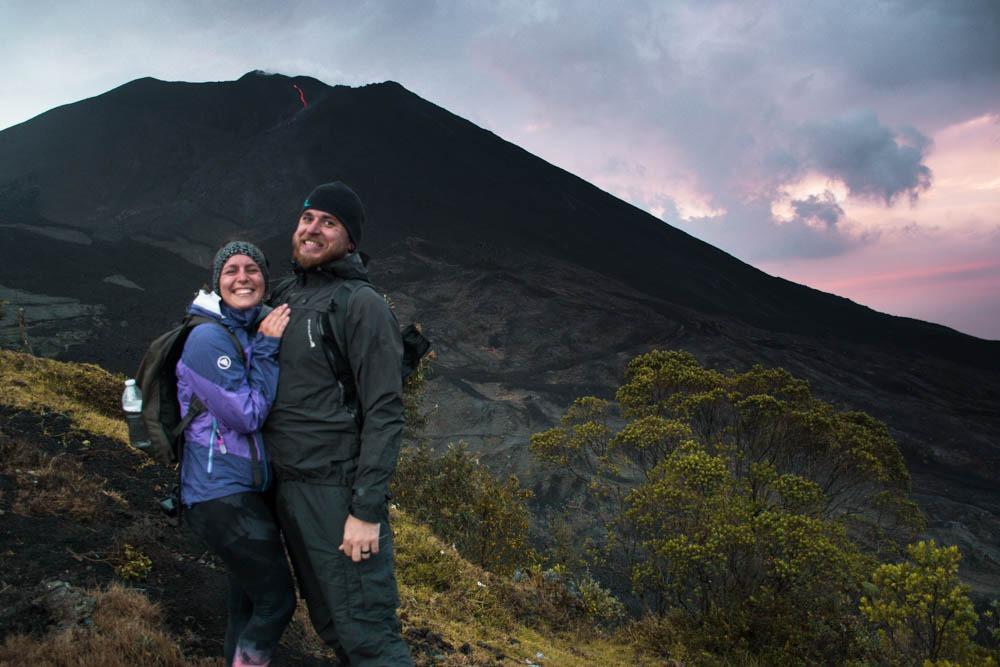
(797, 111), (933, 204)
(673, 197), (876, 263)
(790, 191), (844, 229)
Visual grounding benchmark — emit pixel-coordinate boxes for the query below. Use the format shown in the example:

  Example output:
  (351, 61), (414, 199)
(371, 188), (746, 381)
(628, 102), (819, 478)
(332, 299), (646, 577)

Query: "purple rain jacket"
(176, 290), (280, 506)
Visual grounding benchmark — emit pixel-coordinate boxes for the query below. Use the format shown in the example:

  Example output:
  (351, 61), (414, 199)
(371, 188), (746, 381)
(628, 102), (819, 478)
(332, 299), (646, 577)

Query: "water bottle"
(122, 379), (151, 453)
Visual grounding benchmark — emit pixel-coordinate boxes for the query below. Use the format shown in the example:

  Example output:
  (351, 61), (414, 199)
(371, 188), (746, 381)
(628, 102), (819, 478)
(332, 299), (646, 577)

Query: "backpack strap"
(319, 280), (432, 420)
(171, 395), (206, 440)
(320, 280), (367, 422)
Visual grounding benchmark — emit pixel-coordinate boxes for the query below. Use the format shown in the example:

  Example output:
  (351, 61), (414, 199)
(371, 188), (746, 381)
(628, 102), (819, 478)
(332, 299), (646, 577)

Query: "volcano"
(1, 72), (998, 596)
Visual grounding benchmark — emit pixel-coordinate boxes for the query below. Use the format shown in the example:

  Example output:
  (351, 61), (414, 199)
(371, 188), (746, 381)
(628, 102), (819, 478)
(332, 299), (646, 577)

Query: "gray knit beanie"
(211, 241), (269, 293)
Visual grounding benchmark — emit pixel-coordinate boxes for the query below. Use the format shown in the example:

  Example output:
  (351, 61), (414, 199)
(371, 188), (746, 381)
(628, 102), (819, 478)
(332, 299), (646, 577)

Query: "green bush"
(115, 544), (152, 582)
(577, 572), (627, 627)
(392, 442), (534, 575)
(531, 349), (929, 662)
(860, 540), (992, 666)
(402, 348), (433, 445)
(501, 565), (626, 632)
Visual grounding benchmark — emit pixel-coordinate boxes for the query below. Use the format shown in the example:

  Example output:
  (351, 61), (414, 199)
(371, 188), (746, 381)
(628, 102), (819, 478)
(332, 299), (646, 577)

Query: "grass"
(0, 584), (216, 667)
(0, 349), (127, 444)
(0, 431), (121, 521)
(392, 508), (662, 666)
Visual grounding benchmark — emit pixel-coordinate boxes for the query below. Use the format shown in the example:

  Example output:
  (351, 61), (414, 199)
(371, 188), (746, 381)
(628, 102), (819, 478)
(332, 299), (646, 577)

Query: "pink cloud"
(759, 114), (1000, 339)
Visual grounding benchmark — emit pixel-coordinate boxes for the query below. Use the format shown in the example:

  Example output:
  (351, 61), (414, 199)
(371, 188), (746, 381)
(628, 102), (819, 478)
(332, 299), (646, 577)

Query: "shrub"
(501, 565), (626, 632)
(392, 442), (534, 575)
(577, 572), (628, 627)
(531, 349), (925, 662)
(115, 544), (153, 582)
(860, 540), (992, 666)
(402, 347), (434, 445)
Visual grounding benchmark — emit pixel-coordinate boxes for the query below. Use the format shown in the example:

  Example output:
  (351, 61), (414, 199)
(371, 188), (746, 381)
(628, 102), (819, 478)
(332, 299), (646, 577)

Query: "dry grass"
(0, 584), (216, 667)
(0, 433), (118, 521)
(0, 349), (127, 444)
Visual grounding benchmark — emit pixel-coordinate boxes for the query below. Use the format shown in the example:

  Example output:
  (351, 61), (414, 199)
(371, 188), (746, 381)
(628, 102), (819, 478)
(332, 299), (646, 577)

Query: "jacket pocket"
(345, 530), (399, 622)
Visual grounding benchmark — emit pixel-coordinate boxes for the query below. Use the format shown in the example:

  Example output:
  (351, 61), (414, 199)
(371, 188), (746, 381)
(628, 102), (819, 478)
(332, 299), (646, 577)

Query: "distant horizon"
(3, 2), (998, 339)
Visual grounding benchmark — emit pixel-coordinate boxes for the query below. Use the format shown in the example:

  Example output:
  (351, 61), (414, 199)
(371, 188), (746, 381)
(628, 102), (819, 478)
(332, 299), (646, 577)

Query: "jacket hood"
(187, 289), (262, 328)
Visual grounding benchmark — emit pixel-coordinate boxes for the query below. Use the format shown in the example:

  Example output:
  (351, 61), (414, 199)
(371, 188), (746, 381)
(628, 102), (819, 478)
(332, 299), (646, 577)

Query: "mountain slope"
(1, 72), (994, 363)
(0, 72), (997, 597)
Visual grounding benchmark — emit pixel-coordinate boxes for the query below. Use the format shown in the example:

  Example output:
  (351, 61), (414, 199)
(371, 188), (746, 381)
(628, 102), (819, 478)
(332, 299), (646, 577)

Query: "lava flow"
(292, 83), (308, 108)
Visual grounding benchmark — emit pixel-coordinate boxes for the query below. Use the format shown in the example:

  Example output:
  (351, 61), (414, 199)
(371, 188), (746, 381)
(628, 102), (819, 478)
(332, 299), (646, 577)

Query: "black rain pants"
(186, 492), (296, 666)
(275, 480), (413, 666)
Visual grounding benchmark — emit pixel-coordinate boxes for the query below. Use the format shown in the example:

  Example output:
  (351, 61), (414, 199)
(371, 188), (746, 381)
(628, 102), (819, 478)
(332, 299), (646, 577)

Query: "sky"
(3, 1), (999, 339)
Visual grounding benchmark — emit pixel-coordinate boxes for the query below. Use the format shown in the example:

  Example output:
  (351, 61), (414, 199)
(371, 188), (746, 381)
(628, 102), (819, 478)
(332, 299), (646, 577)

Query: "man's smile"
(292, 207), (354, 267)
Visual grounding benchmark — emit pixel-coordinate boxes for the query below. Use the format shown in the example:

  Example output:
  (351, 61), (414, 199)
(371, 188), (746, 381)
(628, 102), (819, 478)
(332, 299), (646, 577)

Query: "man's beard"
(292, 239), (350, 269)
(292, 243), (319, 268)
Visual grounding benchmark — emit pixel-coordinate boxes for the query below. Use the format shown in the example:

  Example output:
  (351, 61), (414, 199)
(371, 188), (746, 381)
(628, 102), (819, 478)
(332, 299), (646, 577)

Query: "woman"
(175, 241), (293, 667)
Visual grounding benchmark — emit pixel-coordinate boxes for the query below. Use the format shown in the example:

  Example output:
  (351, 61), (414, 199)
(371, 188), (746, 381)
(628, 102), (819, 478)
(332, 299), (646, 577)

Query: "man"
(263, 181), (412, 665)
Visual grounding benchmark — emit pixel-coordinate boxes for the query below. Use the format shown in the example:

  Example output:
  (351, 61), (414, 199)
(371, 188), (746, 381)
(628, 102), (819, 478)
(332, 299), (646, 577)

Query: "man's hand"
(339, 514), (380, 562)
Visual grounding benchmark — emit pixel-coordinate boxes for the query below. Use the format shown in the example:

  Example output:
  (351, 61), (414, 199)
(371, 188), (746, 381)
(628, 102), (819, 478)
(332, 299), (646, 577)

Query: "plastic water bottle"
(122, 379), (151, 453)
(122, 379), (142, 411)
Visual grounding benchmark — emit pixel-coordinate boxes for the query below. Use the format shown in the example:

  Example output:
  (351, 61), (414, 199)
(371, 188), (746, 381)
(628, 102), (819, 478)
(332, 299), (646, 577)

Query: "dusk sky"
(3, 1), (999, 339)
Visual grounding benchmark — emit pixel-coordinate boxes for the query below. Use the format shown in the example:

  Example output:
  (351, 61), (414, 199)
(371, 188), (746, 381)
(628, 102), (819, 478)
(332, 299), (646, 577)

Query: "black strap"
(321, 281), (363, 425)
(171, 396), (206, 440)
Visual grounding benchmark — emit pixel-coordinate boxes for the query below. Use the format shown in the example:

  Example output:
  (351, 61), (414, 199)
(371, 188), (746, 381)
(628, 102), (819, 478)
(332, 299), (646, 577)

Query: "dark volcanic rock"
(1, 72), (998, 597)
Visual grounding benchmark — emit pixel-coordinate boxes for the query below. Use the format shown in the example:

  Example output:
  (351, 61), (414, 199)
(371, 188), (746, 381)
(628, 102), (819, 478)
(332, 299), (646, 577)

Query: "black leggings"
(186, 492), (296, 666)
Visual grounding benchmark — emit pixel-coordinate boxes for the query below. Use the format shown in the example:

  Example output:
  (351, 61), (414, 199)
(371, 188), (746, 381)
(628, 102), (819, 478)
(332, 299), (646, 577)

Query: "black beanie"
(212, 241), (269, 294)
(302, 182), (366, 248)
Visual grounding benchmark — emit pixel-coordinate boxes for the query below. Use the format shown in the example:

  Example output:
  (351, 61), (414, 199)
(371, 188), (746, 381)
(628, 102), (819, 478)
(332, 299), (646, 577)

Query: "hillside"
(0, 349), (661, 666)
(0, 71), (997, 599)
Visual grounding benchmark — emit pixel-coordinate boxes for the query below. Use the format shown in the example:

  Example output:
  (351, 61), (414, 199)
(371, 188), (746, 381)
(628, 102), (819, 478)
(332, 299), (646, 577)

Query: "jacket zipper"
(206, 418), (218, 475)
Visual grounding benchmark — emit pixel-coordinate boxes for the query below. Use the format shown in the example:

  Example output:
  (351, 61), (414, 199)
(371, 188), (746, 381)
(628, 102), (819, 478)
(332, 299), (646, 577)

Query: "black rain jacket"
(263, 253), (404, 523)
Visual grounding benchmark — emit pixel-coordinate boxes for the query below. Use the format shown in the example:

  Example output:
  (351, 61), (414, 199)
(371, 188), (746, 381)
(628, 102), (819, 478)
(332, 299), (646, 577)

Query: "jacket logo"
(216, 355), (232, 370)
(307, 318), (317, 348)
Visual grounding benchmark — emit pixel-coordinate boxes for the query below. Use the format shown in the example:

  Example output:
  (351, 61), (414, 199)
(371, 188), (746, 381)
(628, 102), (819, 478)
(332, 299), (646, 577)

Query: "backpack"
(270, 275), (431, 422)
(131, 315), (244, 467)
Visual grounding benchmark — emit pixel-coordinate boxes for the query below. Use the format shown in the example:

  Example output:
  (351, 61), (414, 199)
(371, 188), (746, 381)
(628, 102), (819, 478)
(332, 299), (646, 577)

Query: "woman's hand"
(258, 304), (291, 338)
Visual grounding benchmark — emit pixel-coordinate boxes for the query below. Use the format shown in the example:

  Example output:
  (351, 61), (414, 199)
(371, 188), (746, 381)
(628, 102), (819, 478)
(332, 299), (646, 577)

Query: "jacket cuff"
(350, 487), (387, 523)
(253, 332), (281, 354)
